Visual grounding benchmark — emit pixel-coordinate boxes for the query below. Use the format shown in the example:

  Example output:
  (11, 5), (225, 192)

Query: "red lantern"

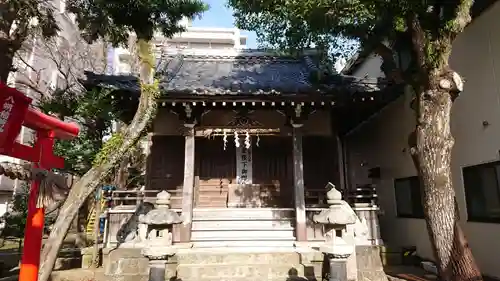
(0, 83), (32, 153)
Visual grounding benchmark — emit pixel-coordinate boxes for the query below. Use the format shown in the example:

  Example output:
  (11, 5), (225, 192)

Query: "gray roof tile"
(83, 49), (384, 97)
(156, 54), (313, 95)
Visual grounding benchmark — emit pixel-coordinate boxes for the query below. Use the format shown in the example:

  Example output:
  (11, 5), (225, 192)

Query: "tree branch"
(406, 13), (428, 71)
(442, 0), (473, 40)
(372, 42), (404, 84)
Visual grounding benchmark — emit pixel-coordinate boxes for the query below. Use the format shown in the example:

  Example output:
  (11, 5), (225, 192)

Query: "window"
(394, 176), (424, 218)
(463, 161), (500, 223)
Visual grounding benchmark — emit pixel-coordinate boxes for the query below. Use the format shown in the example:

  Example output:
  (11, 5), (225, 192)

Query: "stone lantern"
(139, 190), (182, 281)
(313, 184), (357, 281)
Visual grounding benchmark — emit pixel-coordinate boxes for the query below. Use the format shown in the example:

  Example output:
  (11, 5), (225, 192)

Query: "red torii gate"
(0, 82), (79, 281)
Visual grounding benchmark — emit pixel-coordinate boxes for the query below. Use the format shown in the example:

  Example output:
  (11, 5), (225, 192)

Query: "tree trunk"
(410, 76), (482, 281)
(38, 68), (157, 281)
(90, 191), (101, 269)
(0, 39), (14, 83)
(114, 155), (129, 189)
(114, 121), (129, 189)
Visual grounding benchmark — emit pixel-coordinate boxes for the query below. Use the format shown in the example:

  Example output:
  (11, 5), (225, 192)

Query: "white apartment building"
(110, 18), (248, 75)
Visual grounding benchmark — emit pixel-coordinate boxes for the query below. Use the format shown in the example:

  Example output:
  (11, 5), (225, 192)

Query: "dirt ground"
(386, 266), (439, 281)
(49, 268), (108, 281)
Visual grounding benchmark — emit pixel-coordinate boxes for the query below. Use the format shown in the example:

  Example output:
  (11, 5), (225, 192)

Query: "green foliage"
(3, 0), (208, 43)
(39, 88), (120, 175)
(137, 40), (156, 71)
(67, 0), (209, 45)
(228, 0), (474, 71)
(52, 129), (104, 175)
(141, 80), (161, 99)
(1, 184), (28, 238)
(92, 133), (124, 167)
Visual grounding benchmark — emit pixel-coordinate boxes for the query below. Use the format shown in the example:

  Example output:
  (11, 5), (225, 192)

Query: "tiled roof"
(84, 49), (383, 97)
(83, 72), (141, 93)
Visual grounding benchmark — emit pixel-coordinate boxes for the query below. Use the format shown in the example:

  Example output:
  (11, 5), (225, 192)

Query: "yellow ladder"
(86, 196), (106, 237)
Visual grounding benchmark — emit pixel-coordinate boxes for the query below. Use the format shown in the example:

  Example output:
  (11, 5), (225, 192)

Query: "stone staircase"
(191, 208), (296, 247)
(176, 249), (325, 281)
(195, 179), (229, 208)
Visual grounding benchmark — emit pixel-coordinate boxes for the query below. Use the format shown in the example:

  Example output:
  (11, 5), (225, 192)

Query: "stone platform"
(103, 247), (326, 281)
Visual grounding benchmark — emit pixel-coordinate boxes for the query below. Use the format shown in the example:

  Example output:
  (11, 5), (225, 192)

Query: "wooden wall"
(303, 136), (339, 206)
(148, 135), (185, 193)
(252, 136), (294, 207)
(195, 137), (236, 182)
(153, 108), (333, 136)
(148, 135), (339, 208)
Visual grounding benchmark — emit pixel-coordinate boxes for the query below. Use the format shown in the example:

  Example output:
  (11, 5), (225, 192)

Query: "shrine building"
(84, 47), (401, 247)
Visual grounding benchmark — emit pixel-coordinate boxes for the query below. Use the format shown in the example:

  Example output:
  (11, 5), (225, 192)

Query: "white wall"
(345, 1), (500, 277)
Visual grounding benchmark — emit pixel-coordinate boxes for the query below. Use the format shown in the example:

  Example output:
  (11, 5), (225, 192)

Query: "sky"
(191, 0), (258, 48)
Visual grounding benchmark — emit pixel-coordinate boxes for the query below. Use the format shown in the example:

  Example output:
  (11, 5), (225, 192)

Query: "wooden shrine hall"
(84, 48), (400, 246)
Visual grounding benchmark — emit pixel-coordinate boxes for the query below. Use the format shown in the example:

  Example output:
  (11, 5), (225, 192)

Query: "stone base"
(54, 249), (82, 270)
(102, 246), (329, 281)
(176, 249), (325, 281)
(81, 245), (103, 269)
(356, 245), (387, 281)
(102, 248), (177, 280)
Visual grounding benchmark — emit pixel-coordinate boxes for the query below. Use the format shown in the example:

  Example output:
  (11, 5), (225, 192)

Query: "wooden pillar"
(180, 123), (195, 242)
(336, 135), (347, 191)
(292, 123), (307, 241)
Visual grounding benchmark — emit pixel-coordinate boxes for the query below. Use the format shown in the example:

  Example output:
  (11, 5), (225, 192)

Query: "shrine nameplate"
(0, 83), (32, 153)
(236, 145), (252, 184)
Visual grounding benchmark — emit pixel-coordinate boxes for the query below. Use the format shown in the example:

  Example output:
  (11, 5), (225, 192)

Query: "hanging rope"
(0, 162), (70, 208)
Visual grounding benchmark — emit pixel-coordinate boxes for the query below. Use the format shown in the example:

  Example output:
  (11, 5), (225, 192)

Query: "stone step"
(197, 196), (227, 202)
(195, 204), (227, 208)
(191, 229), (295, 240)
(191, 240), (296, 248)
(195, 203), (227, 208)
(176, 265), (323, 281)
(177, 251), (300, 265)
(193, 208), (294, 221)
(192, 219), (293, 230)
(197, 190), (229, 196)
(178, 278), (297, 281)
(177, 263), (307, 279)
(198, 185), (229, 191)
(191, 234), (296, 241)
(199, 179), (231, 184)
(196, 197), (227, 206)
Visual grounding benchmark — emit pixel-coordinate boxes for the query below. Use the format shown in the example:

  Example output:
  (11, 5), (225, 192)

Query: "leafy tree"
(32, 2), (208, 280)
(1, 0), (207, 279)
(40, 88), (119, 176)
(1, 184), (28, 240)
(228, 1), (481, 281)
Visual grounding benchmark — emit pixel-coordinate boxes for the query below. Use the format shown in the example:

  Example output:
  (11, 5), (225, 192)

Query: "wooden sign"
(236, 143), (252, 184)
(0, 83), (32, 153)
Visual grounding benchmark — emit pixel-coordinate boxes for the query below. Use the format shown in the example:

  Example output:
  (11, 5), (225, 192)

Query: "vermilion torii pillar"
(0, 82), (79, 281)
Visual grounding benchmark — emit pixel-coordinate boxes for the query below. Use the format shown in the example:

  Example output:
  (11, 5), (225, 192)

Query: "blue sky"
(191, 0), (258, 48)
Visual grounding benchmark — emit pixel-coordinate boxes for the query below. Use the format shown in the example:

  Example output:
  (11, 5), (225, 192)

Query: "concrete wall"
(345, 1), (500, 277)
